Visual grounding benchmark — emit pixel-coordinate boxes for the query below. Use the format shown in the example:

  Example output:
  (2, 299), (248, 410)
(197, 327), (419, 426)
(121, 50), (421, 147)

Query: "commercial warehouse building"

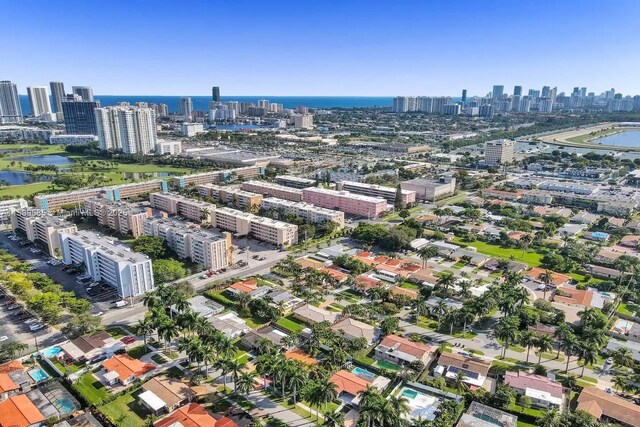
(59, 230), (155, 297)
(143, 218), (231, 270)
(302, 187), (387, 218)
(241, 180), (303, 202)
(336, 180), (416, 206)
(401, 176), (457, 201)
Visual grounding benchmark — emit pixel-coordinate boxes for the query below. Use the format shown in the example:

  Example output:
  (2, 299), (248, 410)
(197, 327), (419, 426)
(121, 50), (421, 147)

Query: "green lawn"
(151, 354), (167, 364)
(106, 326), (128, 339)
(127, 345), (151, 359)
(276, 316), (306, 333)
(375, 359), (402, 371)
(74, 372), (110, 405)
(400, 281), (420, 290)
(453, 238), (544, 267)
(99, 389), (150, 427)
(205, 290), (237, 307)
(566, 127), (621, 143)
(617, 302), (639, 316)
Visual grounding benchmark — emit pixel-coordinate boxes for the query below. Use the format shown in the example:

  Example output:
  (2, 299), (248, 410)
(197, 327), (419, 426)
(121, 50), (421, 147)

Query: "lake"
(16, 155), (75, 165)
(0, 171), (54, 185)
(594, 130), (640, 147)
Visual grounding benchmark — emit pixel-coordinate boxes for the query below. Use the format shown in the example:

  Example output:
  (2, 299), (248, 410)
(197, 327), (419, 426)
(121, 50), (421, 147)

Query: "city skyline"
(3, 0), (640, 96)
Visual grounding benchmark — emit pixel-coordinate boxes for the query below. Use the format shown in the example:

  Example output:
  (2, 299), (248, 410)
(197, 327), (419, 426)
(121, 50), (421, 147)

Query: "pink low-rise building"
(302, 187), (387, 218)
(504, 371), (563, 409)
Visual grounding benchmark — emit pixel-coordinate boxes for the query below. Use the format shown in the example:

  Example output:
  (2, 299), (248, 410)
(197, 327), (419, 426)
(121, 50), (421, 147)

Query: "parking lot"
(0, 290), (63, 352)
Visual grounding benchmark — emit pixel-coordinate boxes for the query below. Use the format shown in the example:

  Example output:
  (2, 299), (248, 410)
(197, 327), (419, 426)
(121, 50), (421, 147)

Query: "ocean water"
(19, 95), (394, 115)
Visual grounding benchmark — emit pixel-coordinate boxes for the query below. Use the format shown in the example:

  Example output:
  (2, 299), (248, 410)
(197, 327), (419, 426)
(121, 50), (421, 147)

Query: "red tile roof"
(102, 354), (155, 382)
(379, 334), (434, 359)
(526, 268), (571, 286)
(228, 279), (258, 294)
(504, 372), (563, 399)
(154, 403), (237, 427)
(330, 370), (369, 396)
(0, 394), (45, 427)
(554, 286), (594, 307)
(0, 373), (19, 394)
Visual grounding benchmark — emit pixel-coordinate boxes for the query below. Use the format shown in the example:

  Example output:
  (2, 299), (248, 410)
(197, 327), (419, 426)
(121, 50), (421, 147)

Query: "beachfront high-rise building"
(0, 81), (23, 124)
(62, 96), (100, 135)
(94, 106), (158, 154)
(211, 86), (220, 102)
(49, 81), (65, 114)
(27, 86), (53, 118)
(72, 86), (94, 101)
(484, 139), (515, 166)
(492, 85), (504, 100)
(392, 97), (408, 113)
(179, 97), (193, 120)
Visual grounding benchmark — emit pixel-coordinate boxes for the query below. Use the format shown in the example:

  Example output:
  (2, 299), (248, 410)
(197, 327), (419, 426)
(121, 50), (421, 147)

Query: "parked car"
(0, 336), (8, 342)
(121, 336), (136, 345)
(29, 324), (44, 331)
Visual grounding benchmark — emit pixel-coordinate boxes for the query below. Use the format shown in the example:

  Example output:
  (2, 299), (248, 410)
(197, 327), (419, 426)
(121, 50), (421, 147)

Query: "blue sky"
(3, 0), (640, 96)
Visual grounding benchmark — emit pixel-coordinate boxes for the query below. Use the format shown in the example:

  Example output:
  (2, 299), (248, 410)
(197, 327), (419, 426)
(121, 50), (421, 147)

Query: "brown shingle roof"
(437, 352), (490, 377)
(577, 387), (640, 426)
(142, 376), (195, 408)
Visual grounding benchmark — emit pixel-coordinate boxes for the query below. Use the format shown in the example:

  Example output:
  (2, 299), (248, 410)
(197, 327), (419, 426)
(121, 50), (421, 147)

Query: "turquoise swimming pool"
(402, 388), (418, 399)
(42, 347), (61, 358)
(28, 368), (48, 382)
(55, 397), (78, 414)
(352, 367), (376, 382)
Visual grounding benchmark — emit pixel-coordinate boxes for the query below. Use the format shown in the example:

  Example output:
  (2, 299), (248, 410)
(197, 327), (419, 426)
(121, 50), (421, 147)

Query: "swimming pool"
(352, 367), (377, 382)
(28, 368), (48, 382)
(42, 347), (61, 358)
(55, 397), (78, 414)
(399, 387), (440, 420)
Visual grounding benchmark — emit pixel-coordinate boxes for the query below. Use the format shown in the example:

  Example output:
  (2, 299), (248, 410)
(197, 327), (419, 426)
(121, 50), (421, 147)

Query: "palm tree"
(135, 317), (155, 350)
(322, 411), (345, 427)
(577, 342), (598, 377)
(173, 294), (190, 315)
(157, 320), (179, 351)
(178, 310), (198, 337)
(236, 292), (251, 312)
(536, 334), (554, 364)
(537, 409), (561, 427)
(554, 323), (572, 358)
(519, 330), (537, 363)
(409, 417), (433, 427)
(289, 368), (307, 405)
(561, 333), (578, 373)
(314, 376), (338, 416)
(436, 271), (456, 298)
(495, 316), (519, 359)
(452, 369), (468, 392)
(612, 374), (628, 393)
(214, 357), (232, 390)
(387, 395), (411, 425)
(236, 370), (258, 397)
(611, 346), (633, 368)
(540, 269), (553, 300)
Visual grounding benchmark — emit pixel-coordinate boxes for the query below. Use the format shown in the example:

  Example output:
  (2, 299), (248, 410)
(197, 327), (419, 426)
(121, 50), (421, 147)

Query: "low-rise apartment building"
(241, 180), (303, 202)
(336, 180), (416, 206)
(302, 187), (388, 218)
(274, 175), (316, 189)
(0, 198), (27, 222)
(59, 230), (155, 297)
(85, 198), (151, 237)
(150, 192), (216, 223)
(10, 209), (78, 256)
(171, 165), (263, 188)
(214, 206), (298, 246)
(401, 177), (456, 201)
(197, 184), (263, 209)
(34, 179), (169, 211)
(143, 217), (231, 270)
(261, 197), (345, 227)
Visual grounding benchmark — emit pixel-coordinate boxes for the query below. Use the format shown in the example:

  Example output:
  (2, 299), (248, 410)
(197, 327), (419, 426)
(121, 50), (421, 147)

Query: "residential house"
(241, 325), (289, 349)
(329, 370), (375, 406)
(577, 386), (640, 427)
(154, 403), (238, 427)
(267, 289), (303, 314)
(448, 248), (490, 266)
(620, 235), (640, 248)
(583, 231), (610, 242)
(434, 353), (491, 389)
(0, 363), (30, 393)
(284, 349), (317, 365)
(225, 279), (270, 299)
(528, 323), (557, 337)
(208, 312), (249, 339)
(330, 318), (376, 345)
(554, 286), (615, 309)
(456, 402), (517, 427)
(0, 394), (45, 427)
(101, 354), (155, 386)
(172, 295), (223, 318)
(59, 331), (124, 363)
(374, 335), (436, 367)
(292, 304), (338, 325)
(140, 376), (196, 413)
(504, 372), (563, 409)
(53, 412), (103, 427)
(390, 286), (419, 301)
(586, 264), (622, 280)
(424, 296), (464, 314)
(570, 212), (599, 224)
(0, 373), (20, 401)
(525, 268), (571, 287)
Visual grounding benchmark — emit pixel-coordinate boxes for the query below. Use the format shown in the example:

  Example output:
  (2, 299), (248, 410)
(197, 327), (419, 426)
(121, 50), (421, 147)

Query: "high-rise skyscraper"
(62, 96), (100, 134)
(72, 86), (94, 102)
(94, 106), (158, 154)
(179, 97), (193, 120)
(492, 85), (504, 100)
(485, 140), (515, 166)
(49, 81), (65, 114)
(211, 86), (220, 102)
(27, 86), (53, 118)
(541, 86), (551, 98)
(513, 86), (522, 97)
(0, 81), (23, 124)
(461, 89), (467, 103)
